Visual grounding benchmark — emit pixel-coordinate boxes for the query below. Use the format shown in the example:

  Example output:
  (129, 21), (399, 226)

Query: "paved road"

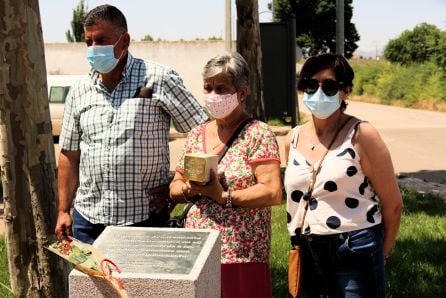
(339, 100), (446, 182)
(169, 100), (446, 183)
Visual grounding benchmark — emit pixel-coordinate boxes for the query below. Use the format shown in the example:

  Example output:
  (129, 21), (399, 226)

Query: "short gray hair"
(202, 52), (250, 91)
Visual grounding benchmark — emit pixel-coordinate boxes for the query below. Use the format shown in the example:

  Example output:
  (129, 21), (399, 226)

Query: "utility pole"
(225, 0), (232, 51)
(271, 0), (274, 22)
(336, 0), (345, 56)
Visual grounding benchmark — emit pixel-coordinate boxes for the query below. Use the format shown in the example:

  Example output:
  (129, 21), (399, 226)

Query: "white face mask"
(203, 92), (239, 119)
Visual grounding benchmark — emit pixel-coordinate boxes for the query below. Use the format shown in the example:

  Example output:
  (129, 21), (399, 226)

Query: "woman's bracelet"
(181, 186), (190, 203)
(224, 188), (232, 208)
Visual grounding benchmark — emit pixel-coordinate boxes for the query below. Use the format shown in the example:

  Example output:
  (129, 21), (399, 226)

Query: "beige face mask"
(203, 92), (239, 119)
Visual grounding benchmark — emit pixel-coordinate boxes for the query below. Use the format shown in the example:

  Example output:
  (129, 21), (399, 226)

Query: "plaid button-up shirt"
(59, 53), (208, 225)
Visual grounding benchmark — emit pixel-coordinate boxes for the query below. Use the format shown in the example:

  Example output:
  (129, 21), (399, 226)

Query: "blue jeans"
(300, 224), (386, 298)
(72, 208), (168, 244)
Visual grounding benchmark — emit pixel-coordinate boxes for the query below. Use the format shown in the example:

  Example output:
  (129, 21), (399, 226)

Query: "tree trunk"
(0, 1), (67, 297)
(235, 0), (265, 121)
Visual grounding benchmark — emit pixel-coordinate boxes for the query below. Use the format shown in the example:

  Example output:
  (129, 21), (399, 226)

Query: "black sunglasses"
(300, 78), (343, 96)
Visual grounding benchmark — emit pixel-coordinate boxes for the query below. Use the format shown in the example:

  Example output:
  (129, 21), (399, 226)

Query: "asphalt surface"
(169, 100), (446, 182)
(337, 99), (446, 183)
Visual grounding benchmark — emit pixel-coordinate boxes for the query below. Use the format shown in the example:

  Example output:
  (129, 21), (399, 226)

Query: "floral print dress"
(176, 119), (280, 264)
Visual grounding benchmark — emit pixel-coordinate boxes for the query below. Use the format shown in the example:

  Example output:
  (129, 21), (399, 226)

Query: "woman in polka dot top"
(284, 54), (403, 297)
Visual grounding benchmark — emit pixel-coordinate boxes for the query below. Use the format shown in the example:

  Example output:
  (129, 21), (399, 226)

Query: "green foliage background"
(66, 0), (87, 43)
(351, 60), (446, 107)
(384, 23), (446, 72)
(274, 0), (359, 58)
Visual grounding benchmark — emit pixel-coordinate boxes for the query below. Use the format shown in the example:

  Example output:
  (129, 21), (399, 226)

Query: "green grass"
(270, 188), (446, 297)
(1, 188), (445, 297)
(271, 202), (289, 297)
(0, 237), (13, 298)
(385, 189), (446, 297)
(266, 113), (308, 127)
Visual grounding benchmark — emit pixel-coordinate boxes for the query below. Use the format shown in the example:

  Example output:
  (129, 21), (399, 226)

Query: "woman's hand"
(185, 170), (226, 205)
(169, 172), (194, 203)
(172, 160), (282, 209)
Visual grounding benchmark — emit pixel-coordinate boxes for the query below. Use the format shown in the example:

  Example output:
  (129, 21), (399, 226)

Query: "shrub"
(351, 61), (388, 96)
(351, 60), (446, 107)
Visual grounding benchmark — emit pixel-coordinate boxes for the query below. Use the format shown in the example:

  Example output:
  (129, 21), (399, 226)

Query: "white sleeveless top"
(284, 120), (382, 237)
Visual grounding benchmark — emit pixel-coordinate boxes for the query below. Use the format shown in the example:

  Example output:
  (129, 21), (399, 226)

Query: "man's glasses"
(300, 78), (342, 96)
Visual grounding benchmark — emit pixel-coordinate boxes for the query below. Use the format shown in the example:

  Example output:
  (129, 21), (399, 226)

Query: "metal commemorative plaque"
(94, 227), (210, 275)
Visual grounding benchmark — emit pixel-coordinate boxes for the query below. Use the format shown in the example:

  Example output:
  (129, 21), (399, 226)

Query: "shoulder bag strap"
(218, 117), (253, 163)
(298, 116), (352, 236)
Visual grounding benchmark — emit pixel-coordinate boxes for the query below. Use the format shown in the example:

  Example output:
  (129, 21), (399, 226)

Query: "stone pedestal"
(69, 227), (221, 298)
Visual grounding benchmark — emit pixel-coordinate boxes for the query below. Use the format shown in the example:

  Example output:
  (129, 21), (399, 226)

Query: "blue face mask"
(303, 88), (340, 119)
(86, 35), (124, 73)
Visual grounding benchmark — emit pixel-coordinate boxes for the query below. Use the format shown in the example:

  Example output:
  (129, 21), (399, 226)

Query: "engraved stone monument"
(69, 227), (221, 297)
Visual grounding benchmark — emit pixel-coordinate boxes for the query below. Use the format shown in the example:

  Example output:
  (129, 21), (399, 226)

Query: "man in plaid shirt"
(54, 4), (208, 244)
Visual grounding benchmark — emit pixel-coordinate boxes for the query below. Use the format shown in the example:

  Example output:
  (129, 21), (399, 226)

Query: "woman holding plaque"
(169, 52), (282, 298)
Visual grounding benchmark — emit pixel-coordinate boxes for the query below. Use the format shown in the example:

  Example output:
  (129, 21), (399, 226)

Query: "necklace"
(309, 134), (333, 151)
(310, 140), (323, 151)
(308, 116), (346, 151)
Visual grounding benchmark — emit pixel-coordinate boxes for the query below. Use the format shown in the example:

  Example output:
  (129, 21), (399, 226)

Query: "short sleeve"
(246, 122), (280, 164)
(59, 83), (81, 151)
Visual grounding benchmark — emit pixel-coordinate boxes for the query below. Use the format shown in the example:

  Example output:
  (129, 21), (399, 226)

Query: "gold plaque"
(184, 153), (218, 183)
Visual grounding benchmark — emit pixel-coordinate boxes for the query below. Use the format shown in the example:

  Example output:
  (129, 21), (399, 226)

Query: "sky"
(39, 0), (446, 56)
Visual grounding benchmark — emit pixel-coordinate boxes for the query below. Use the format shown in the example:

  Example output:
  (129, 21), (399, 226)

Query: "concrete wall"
(45, 40), (231, 100)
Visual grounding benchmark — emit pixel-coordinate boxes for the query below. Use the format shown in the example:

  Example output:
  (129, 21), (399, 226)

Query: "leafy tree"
(141, 34), (154, 41)
(384, 23), (445, 66)
(66, 0), (87, 42)
(435, 31), (446, 73)
(274, 0), (359, 58)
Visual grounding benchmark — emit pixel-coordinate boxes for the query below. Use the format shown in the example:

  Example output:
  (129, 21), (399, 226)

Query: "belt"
(301, 223), (383, 244)
(302, 233), (346, 244)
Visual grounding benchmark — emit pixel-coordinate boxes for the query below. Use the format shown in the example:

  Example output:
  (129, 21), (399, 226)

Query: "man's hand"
(134, 86), (153, 98)
(55, 211), (73, 240)
(149, 184), (176, 213)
